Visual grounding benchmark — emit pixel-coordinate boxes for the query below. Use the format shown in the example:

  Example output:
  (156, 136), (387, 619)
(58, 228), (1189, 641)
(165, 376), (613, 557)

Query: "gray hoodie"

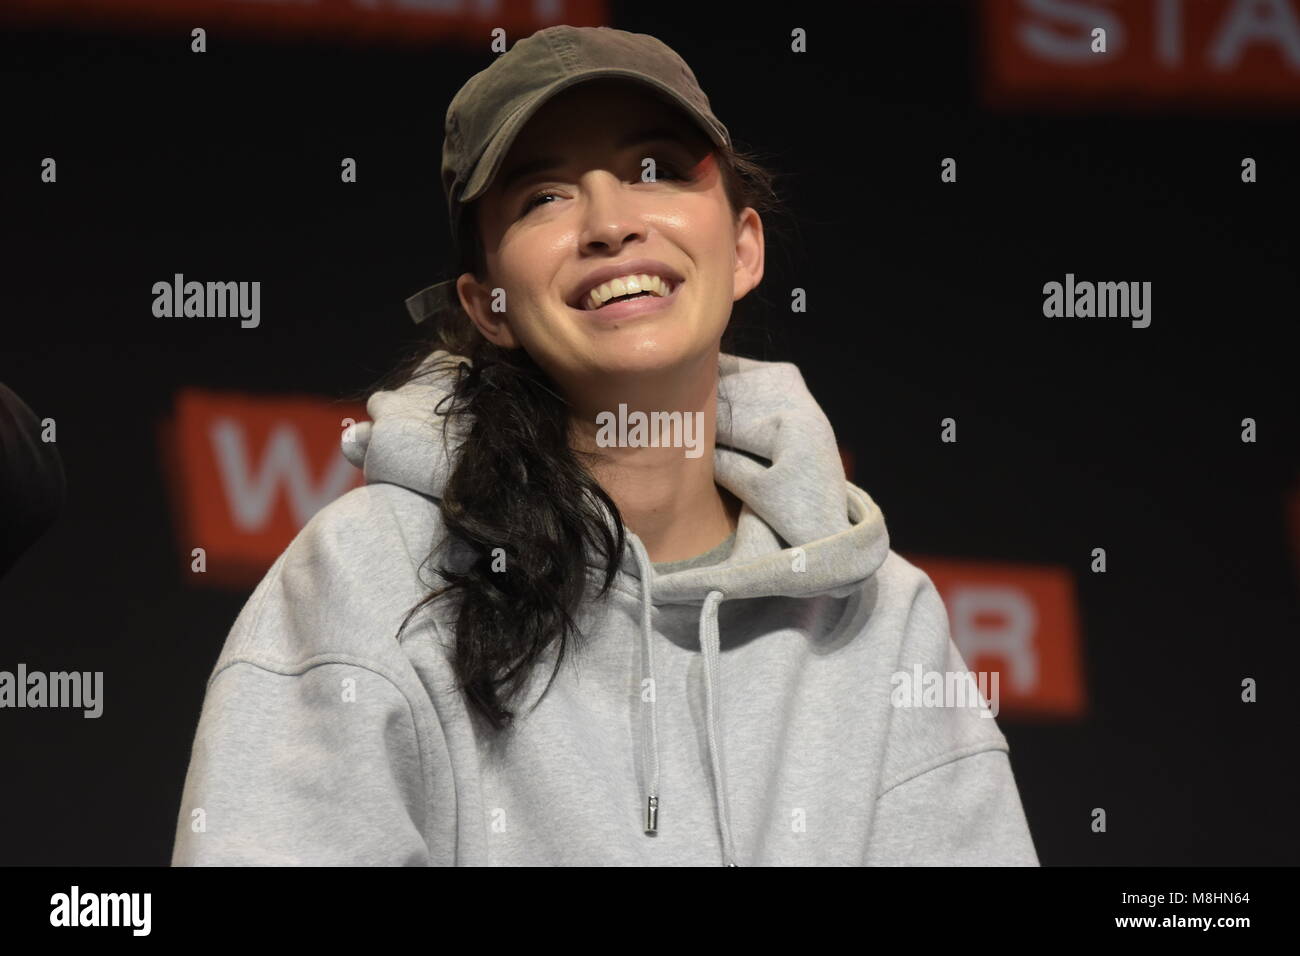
(171, 350), (1039, 866)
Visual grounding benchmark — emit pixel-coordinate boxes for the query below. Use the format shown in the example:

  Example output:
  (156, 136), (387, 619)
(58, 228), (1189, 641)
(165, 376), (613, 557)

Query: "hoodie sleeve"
(866, 749), (1039, 865)
(171, 659), (432, 866)
(171, 485), (447, 866)
(866, 560), (1040, 866)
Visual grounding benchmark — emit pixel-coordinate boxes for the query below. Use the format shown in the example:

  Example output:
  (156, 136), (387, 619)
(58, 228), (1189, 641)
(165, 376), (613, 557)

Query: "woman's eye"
(519, 163), (686, 216)
(522, 190), (559, 214)
(642, 161), (683, 182)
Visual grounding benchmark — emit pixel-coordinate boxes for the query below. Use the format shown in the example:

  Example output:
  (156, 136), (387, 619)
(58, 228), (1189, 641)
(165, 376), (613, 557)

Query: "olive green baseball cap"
(404, 24), (733, 324)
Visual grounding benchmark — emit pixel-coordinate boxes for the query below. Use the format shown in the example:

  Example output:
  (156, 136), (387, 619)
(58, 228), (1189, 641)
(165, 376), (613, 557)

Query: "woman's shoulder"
(842, 547), (963, 667)
(299, 481), (448, 575)
(209, 482), (450, 680)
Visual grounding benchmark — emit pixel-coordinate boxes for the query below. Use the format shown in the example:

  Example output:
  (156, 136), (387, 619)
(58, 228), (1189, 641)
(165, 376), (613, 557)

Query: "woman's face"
(458, 79), (764, 398)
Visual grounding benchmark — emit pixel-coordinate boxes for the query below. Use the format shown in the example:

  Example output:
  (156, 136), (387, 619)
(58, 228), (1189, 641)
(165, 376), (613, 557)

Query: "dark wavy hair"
(362, 140), (789, 731)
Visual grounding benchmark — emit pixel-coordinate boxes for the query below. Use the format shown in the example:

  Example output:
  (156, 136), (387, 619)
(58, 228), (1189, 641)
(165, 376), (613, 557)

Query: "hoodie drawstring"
(633, 541), (662, 836)
(631, 540), (739, 867)
(698, 589), (739, 866)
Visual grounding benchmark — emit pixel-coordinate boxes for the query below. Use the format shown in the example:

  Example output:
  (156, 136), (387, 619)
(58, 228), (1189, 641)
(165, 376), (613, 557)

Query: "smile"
(575, 280), (682, 321)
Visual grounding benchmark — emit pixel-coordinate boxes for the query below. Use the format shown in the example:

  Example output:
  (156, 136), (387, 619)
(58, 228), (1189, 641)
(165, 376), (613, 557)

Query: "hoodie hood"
(342, 349), (890, 866)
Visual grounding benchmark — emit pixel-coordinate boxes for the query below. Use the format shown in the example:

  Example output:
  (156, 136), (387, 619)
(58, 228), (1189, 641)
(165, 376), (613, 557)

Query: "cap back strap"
(404, 279), (459, 324)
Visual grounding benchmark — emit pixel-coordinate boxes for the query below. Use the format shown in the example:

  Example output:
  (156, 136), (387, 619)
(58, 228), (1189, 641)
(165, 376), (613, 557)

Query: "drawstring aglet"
(645, 795), (658, 833)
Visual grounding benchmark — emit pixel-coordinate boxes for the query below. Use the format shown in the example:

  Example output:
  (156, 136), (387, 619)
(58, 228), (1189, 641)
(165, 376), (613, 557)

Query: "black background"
(2, 1), (1297, 865)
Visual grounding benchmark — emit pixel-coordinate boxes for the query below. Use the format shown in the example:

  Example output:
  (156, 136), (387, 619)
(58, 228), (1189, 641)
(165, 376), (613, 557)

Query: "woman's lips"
(577, 281), (682, 321)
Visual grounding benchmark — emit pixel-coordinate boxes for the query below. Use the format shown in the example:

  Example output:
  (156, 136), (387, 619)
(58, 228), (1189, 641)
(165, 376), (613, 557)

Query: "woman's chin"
(586, 337), (704, 376)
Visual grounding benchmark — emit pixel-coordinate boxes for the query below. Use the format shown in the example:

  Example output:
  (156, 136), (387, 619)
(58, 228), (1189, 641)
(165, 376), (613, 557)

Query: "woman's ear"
(457, 272), (520, 348)
(732, 206), (765, 303)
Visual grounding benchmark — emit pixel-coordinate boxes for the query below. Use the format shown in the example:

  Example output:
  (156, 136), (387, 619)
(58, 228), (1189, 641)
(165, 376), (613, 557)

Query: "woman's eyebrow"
(498, 126), (691, 194)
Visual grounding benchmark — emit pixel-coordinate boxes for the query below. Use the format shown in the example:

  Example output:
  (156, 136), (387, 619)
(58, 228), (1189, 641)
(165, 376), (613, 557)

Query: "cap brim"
(460, 69), (730, 208)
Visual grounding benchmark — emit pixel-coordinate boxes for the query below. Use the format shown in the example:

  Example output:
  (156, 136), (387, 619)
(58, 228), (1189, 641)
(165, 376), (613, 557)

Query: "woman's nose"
(577, 174), (647, 251)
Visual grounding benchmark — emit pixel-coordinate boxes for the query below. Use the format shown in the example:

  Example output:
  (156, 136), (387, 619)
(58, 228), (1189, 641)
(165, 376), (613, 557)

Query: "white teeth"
(583, 273), (673, 310)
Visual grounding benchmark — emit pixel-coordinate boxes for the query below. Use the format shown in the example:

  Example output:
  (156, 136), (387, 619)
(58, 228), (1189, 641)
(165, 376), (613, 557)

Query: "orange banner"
(983, 0), (1300, 108)
(1, 0), (608, 46)
(904, 553), (1088, 719)
(159, 388), (366, 589)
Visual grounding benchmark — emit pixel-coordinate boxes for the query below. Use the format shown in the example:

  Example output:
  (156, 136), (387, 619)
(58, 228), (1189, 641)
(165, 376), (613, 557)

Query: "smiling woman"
(388, 67), (787, 732)
(454, 77), (776, 391)
(172, 25), (1039, 868)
